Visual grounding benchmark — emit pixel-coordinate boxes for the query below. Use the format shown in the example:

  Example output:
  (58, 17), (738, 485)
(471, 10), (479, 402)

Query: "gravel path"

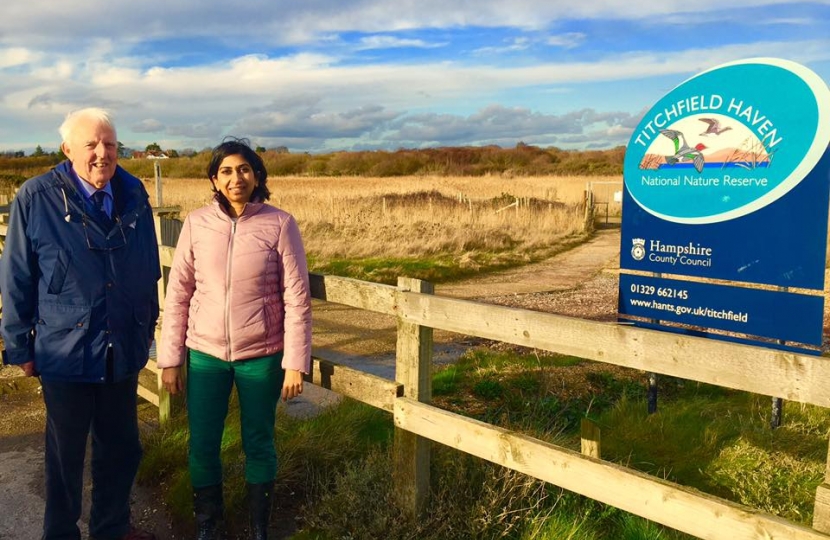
(0, 228), (623, 540)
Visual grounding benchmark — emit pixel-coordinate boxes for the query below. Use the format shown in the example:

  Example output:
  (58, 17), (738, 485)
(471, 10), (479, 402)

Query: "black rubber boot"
(193, 484), (224, 540)
(247, 481), (274, 540)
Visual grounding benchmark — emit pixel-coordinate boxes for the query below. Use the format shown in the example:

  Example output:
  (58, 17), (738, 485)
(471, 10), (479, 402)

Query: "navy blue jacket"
(0, 162), (161, 382)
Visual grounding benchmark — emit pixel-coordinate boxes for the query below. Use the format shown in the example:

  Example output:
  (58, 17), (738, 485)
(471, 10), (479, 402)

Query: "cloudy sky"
(1, 1), (829, 154)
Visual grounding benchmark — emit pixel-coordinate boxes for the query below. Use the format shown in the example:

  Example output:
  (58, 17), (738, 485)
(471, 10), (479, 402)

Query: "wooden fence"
(4, 213), (830, 538)
(147, 230), (830, 539)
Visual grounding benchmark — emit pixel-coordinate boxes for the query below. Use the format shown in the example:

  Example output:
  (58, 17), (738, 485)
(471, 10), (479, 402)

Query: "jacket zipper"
(225, 219), (237, 361)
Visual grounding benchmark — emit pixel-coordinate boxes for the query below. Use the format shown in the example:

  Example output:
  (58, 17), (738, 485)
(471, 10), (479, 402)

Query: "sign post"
(618, 58), (830, 421)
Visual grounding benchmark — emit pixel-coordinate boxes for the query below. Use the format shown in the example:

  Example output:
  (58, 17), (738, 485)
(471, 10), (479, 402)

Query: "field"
(144, 174), (622, 282)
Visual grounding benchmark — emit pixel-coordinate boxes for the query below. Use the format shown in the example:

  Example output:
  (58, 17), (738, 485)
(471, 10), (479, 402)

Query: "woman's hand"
(162, 366), (184, 395)
(281, 369), (304, 401)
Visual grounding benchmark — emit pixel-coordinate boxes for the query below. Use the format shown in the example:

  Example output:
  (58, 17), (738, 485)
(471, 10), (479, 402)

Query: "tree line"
(0, 142), (625, 186)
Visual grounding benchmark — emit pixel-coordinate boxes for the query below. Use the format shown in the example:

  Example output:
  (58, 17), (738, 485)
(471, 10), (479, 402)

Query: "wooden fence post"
(154, 161), (163, 207)
(394, 277), (434, 517)
(583, 188), (595, 232)
(813, 437), (830, 533)
(153, 214), (185, 424)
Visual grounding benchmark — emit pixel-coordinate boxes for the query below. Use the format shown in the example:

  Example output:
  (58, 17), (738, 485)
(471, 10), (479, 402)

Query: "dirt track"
(0, 228), (623, 540)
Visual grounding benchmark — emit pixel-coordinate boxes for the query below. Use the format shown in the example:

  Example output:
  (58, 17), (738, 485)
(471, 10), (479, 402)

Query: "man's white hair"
(58, 108), (116, 143)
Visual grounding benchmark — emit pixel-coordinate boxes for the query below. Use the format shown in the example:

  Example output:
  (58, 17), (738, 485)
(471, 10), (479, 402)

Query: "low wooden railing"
(144, 248), (830, 539)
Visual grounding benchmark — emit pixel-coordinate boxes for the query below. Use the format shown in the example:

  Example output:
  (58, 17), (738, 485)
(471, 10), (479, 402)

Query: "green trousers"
(187, 349), (285, 488)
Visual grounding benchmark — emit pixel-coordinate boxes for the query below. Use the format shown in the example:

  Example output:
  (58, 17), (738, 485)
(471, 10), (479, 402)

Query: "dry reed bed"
(145, 175), (623, 260)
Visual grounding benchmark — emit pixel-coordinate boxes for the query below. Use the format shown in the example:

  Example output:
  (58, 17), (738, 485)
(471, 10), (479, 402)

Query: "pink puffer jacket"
(157, 201), (312, 373)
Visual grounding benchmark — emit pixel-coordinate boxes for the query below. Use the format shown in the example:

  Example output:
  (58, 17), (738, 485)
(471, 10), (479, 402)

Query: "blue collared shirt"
(72, 168), (113, 217)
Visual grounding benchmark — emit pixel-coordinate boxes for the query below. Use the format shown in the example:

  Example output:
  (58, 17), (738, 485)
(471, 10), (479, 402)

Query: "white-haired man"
(0, 108), (160, 540)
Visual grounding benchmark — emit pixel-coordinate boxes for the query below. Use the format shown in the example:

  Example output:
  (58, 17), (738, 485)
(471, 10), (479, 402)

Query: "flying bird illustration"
(699, 117), (732, 136)
(660, 129), (706, 173)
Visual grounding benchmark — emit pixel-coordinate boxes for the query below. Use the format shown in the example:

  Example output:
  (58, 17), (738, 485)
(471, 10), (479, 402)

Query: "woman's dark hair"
(207, 136), (271, 205)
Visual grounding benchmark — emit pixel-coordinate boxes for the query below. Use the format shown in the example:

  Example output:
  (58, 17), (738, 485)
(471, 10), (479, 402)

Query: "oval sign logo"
(624, 58), (830, 224)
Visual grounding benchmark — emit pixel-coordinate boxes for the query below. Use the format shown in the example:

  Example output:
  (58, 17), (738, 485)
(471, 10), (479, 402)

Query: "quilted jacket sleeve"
(277, 214), (312, 373)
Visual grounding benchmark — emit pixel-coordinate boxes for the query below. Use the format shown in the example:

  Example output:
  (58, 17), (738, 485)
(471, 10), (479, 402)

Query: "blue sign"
(620, 149), (830, 289)
(620, 58), (830, 349)
(619, 274), (823, 346)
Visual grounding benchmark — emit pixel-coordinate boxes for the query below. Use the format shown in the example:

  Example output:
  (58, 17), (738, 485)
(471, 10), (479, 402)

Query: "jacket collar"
(54, 161), (150, 230)
(212, 198), (267, 221)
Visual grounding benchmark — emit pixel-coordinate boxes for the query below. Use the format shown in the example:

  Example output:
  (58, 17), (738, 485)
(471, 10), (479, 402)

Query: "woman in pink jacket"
(158, 138), (312, 540)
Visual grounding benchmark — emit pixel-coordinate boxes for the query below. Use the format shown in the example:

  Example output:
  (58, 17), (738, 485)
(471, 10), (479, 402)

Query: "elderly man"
(0, 108), (160, 540)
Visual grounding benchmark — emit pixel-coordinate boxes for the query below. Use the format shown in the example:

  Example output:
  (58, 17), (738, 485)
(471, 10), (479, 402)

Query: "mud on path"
(0, 229), (623, 539)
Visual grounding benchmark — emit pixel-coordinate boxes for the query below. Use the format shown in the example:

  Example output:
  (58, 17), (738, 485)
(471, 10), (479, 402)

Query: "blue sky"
(1, 0), (829, 154)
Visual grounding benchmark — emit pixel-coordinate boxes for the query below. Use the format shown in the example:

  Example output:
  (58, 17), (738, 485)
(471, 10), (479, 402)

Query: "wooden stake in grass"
(580, 418), (601, 459)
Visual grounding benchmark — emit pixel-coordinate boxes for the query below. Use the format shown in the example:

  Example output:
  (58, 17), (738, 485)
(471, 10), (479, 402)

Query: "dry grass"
(145, 175), (622, 261)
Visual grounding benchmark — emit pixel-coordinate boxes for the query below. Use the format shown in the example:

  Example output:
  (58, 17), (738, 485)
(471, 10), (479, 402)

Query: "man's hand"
(281, 369), (304, 401)
(162, 366), (184, 395)
(19, 361), (37, 377)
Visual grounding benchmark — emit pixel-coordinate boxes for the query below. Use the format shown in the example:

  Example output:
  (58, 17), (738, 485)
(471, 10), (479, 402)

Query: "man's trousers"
(40, 374), (142, 540)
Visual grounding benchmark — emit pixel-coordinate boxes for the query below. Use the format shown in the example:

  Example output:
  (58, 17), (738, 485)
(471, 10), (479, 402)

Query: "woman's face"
(212, 154), (257, 207)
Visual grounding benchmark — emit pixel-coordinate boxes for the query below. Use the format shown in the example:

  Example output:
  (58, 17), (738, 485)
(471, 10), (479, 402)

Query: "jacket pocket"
(133, 302), (151, 329)
(35, 303), (90, 375)
(127, 303), (153, 371)
(187, 300), (201, 336)
(47, 250), (71, 295)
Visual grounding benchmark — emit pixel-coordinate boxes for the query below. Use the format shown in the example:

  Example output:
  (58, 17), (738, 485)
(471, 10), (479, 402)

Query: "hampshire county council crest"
(631, 238), (646, 261)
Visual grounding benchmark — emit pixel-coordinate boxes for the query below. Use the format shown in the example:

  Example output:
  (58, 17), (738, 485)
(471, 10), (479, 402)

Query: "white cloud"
(0, 47), (40, 69)
(132, 119), (166, 133)
(356, 36), (447, 51)
(473, 37), (532, 55)
(546, 32), (586, 49)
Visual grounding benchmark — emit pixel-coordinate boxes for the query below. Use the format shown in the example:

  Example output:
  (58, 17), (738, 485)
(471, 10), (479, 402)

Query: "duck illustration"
(699, 117), (732, 136)
(660, 129), (706, 173)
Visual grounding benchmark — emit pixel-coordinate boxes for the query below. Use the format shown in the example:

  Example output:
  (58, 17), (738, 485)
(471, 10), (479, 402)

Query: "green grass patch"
(138, 396), (393, 537)
(306, 234), (589, 285)
(432, 348), (642, 434)
(597, 386), (830, 525)
(308, 255), (464, 284)
(302, 447), (691, 540)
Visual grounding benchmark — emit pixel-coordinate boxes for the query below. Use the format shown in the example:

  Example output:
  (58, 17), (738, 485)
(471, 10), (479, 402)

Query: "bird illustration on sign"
(699, 117), (733, 136)
(660, 129), (706, 173)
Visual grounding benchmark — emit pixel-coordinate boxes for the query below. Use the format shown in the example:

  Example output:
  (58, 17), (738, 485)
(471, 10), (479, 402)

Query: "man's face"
(61, 119), (118, 189)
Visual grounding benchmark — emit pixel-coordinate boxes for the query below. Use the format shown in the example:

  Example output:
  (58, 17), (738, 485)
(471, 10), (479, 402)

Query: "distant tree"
(167, 149), (179, 158)
(13, 150), (24, 158)
(273, 146), (289, 154)
(145, 142), (162, 153)
(33, 145), (46, 157)
(56, 148), (67, 161)
(255, 146), (266, 153)
(117, 141), (133, 159)
(179, 148), (197, 157)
